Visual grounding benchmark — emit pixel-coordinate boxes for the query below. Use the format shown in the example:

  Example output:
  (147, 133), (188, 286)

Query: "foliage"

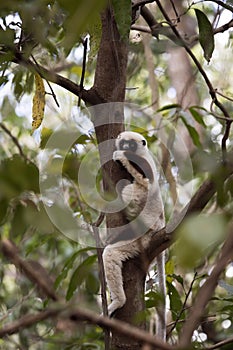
(0, 0), (233, 349)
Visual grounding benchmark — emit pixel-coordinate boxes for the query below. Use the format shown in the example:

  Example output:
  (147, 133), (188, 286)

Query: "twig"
(0, 308), (63, 338)
(132, 0), (155, 9)
(154, 0), (232, 161)
(31, 54), (60, 108)
(179, 222), (233, 348)
(0, 122), (28, 162)
(1, 239), (58, 301)
(206, 0), (233, 13)
(206, 336), (233, 349)
(0, 303), (173, 350)
(215, 89), (233, 102)
(210, 100), (233, 121)
(221, 120), (232, 163)
(147, 149), (233, 262)
(78, 37), (88, 107)
(167, 272), (198, 337)
(0, 50), (103, 105)
(131, 24), (151, 33)
(92, 213), (110, 349)
(169, 0), (180, 21)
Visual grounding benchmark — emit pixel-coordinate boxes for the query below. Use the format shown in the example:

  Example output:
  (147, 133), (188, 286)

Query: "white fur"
(102, 131), (166, 339)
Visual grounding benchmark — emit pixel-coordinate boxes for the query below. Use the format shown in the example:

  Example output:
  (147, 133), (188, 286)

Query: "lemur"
(102, 131), (166, 341)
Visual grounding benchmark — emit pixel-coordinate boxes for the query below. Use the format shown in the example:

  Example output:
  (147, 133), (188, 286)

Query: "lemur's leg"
(102, 240), (141, 316)
(102, 245), (126, 316)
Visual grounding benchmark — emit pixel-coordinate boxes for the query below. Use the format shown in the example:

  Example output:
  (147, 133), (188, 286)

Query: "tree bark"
(93, 7), (147, 349)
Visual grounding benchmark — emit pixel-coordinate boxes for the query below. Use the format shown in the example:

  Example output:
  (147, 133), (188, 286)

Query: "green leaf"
(180, 115), (201, 148)
(167, 282), (183, 324)
(174, 214), (226, 269)
(56, 0), (106, 52)
(0, 155), (39, 199)
(0, 198), (9, 224)
(0, 76), (8, 87)
(0, 28), (15, 47)
(40, 127), (53, 149)
(86, 272), (100, 294)
(54, 247), (95, 289)
(66, 254), (97, 300)
(157, 104), (181, 112)
(195, 8), (215, 62)
(112, 0), (131, 40)
(62, 154), (80, 181)
(145, 291), (162, 308)
(10, 200), (55, 239)
(189, 107), (206, 128)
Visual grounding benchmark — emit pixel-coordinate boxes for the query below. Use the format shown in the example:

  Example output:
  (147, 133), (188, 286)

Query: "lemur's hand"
(113, 150), (126, 162)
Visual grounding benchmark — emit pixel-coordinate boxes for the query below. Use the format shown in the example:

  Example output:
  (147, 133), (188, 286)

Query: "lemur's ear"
(142, 139), (146, 146)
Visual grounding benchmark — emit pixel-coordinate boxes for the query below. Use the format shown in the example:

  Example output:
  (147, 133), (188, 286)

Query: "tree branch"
(0, 50), (104, 105)
(207, 336), (233, 350)
(154, 0), (233, 159)
(140, 6), (233, 46)
(1, 239), (58, 301)
(179, 221), (233, 347)
(0, 307), (63, 338)
(0, 122), (28, 162)
(0, 303), (173, 350)
(78, 37), (88, 107)
(146, 151), (233, 263)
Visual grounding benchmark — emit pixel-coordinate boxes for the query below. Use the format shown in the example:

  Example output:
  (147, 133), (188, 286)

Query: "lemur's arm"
(113, 150), (152, 185)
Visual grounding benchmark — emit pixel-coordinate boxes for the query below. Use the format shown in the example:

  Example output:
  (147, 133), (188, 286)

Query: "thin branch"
(216, 89), (233, 103)
(78, 37), (88, 107)
(92, 213), (110, 350)
(210, 100), (233, 121)
(179, 222), (233, 347)
(205, 0), (233, 13)
(169, 0), (180, 21)
(0, 50), (103, 105)
(147, 150), (233, 262)
(0, 122), (28, 162)
(0, 307), (63, 338)
(132, 0), (155, 9)
(0, 303), (173, 350)
(31, 54), (60, 108)
(131, 24), (151, 33)
(207, 336), (233, 350)
(221, 120), (232, 163)
(167, 272), (198, 337)
(1, 239), (58, 301)
(153, 0), (232, 161)
(69, 308), (173, 350)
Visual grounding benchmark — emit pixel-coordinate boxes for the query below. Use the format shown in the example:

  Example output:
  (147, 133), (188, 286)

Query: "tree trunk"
(93, 7), (146, 349)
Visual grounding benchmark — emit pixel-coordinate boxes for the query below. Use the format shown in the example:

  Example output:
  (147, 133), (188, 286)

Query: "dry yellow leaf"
(32, 73), (45, 132)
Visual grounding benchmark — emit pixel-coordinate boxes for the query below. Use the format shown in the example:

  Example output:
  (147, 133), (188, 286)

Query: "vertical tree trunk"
(93, 7), (146, 349)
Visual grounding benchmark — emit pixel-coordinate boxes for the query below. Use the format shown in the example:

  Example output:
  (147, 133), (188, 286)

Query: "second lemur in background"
(102, 131), (166, 341)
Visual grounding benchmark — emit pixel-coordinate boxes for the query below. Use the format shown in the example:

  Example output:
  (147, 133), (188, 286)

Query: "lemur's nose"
(122, 142), (130, 150)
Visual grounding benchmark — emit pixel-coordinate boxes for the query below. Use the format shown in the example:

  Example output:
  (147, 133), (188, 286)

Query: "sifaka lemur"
(102, 131), (166, 341)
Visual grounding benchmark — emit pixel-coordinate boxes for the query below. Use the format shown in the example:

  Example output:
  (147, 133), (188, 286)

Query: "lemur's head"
(116, 131), (147, 156)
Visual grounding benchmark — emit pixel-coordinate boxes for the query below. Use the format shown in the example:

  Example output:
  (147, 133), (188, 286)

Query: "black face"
(119, 139), (138, 152)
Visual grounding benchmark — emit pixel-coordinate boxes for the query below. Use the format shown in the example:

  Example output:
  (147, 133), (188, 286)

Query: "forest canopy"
(0, 1), (233, 349)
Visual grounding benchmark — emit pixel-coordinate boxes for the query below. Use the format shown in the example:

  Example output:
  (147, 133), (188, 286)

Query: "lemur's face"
(116, 131), (147, 156)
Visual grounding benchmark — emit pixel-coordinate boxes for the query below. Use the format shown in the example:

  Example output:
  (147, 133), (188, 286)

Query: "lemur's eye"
(142, 139), (146, 146)
(119, 139), (137, 152)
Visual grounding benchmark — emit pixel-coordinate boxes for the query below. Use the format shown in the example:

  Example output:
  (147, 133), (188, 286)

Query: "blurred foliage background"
(0, 0), (233, 349)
